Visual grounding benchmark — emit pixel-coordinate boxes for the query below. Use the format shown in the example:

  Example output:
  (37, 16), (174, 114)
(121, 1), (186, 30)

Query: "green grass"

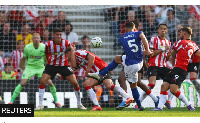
(34, 107), (200, 117)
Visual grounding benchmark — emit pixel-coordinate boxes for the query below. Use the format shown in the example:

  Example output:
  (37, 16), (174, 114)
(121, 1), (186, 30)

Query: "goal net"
(0, 5), (199, 108)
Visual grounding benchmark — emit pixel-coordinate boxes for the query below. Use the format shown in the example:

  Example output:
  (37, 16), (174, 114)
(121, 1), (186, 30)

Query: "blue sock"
(99, 60), (118, 76)
(131, 87), (141, 108)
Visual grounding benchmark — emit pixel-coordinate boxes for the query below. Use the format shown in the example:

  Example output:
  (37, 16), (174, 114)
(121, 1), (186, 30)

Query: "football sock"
(176, 91), (190, 106)
(148, 83), (155, 89)
(111, 85), (129, 99)
(74, 86), (82, 105)
(131, 87), (141, 108)
(39, 85), (45, 106)
(94, 85), (103, 101)
(99, 60), (118, 76)
(85, 86), (100, 106)
(140, 91), (147, 102)
(11, 84), (23, 103)
(158, 91), (168, 109)
(49, 84), (58, 102)
(168, 89), (174, 102)
(146, 90), (158, 102)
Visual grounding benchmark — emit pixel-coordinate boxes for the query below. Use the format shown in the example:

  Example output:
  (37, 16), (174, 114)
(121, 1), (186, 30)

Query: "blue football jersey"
(120, 31), (143, 65)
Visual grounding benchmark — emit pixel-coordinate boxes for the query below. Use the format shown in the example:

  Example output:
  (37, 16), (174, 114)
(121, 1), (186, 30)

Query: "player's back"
(120, 31), (143, 65)
(173, 40), (198, 71)
(24, 43), (46, 68)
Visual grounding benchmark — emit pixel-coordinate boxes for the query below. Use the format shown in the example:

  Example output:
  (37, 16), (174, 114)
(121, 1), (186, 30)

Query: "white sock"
(149, 92), (158, 102)
(74, 88), (82, 105)
(86, 88), (100, 106)
(158, 93), (167, 109)
(168, 89), (174, 102)
(113, 85), (129, 99)
(39, 88), (45, 106)
(177, 92), (190, 106)
(122, 97), (127, 101)
(140, 91), (147, 102)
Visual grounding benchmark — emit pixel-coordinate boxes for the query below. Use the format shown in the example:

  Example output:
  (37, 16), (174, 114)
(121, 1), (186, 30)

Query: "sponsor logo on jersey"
(30, 56), (42, 59)
(52, 52), (65, 55)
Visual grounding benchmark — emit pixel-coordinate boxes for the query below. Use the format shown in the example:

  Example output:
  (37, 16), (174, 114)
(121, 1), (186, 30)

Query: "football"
(91, 37), (102, 48)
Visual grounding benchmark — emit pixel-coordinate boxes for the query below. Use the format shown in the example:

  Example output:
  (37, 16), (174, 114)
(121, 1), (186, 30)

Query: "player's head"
(65, 47), (72, 60)
(180, 27), (192, 40)
(16, 40), (25, 51)
(4, 63), (12, 73)
(177, 28), (182, 40)
(158, 23), (168, 37)
(33, 33), (41, 46)
(53, 28), (63, 43)
(125, 22), (135, 32)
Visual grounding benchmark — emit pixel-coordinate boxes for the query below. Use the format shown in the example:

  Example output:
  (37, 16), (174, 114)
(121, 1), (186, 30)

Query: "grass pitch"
(34, 107), (200, 117)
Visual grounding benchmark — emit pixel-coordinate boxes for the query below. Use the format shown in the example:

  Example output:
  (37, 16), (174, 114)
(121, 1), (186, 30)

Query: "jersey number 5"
(128, 39), (138, 52)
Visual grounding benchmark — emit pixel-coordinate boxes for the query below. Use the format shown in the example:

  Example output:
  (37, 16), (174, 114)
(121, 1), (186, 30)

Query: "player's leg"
(165, 89), (173, 109)
(190, 72), (200, 96)
(140, 67), (157, 104)
(83, 78), (102, 111)
(137, 73), (159, 108)
(88, 55), (122, 79)
(46, 79), (62, 108)
(116, 69), (128, 109)
(9, 67), (34, 104)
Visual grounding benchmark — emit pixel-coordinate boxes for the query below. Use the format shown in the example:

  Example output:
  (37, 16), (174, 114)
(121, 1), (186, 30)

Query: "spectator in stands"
(1, 63), (16, 80)
(137, 20), (143, 31)
(47, 11), (70, 32)
(189, 5), (200, 21)
(16, 24), (33, 45)
(154, 5), (173, 24)
(120, 10), (136, 36)
(176, 5), (190, 26)
(22, 5), (39, 24)
(142, 11), (159, 40)
(62, 23), (79, 45)
(0, 22), (16, 57)
(135, 5), (150, 24)
(191, 19), (200, 44)
(81, 35), (91, 51)
(45, 10), (57, 26)
(34, 10), (48, 36)
(41, 29), (52, 42)
(163, 9), (180, 43)
(0, 12), (6, 29)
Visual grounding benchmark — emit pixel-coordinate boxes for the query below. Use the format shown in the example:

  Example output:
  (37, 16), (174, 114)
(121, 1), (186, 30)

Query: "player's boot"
(134, 105), (138, 110)
(35, 105), (44, 110)
(187, 105), (195, 111)
(8, 102), (13, 104)
(139, 106), (145, 111)
(53, 101), (62, 108)
(151, 107), (163, 111)
(125, 97), (135, 106)
(154, 96), (159, 108)
(88, 72), (105, 80)
(165, 101), (172, 109)
(90, 105), (102, 111)
(116, 101), (126, 110)
(78, 104), (87, 110)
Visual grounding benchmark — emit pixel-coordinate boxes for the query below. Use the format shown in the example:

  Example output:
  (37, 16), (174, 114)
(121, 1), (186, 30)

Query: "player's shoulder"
(25, 43), (33, 48)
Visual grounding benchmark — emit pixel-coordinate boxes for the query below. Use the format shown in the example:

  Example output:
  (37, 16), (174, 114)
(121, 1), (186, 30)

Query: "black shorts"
(163, 67), (188, 87)
(147, 66), (171, 80)
(88, 68), (112, 85)
(43, 64), (74, 79)
(138, 66), (144, 74)
(187, 63), (199, 73)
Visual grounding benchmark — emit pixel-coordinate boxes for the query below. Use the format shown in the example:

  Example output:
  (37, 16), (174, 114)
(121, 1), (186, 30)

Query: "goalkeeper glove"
(11, 69), (20, 78)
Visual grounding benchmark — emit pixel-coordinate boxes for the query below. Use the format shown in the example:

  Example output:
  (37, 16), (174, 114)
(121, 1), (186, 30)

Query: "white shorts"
(121, 55), (143, 83)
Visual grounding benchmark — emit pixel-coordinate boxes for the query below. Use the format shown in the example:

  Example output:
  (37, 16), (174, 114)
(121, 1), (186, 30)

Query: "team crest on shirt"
(61, 46), (65, 50)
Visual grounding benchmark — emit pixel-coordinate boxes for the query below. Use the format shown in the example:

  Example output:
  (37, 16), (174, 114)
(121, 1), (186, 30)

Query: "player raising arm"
(9, 33), (61, 110)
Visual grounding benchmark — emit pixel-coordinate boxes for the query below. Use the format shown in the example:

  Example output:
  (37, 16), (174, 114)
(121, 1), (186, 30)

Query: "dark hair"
(125, 22), (135, 29)
(58, 11), (65, 14)
(53, 28), (63, 33)
(132, 21), (139, 30)
(4, 63), (11, 67)
(66, 23), (73, 32)
(167, 9), (175, 15)
(158, 23), (168, 29)
(81, 35), (90, 41)
(181, 27), (192, 35)
(65, 47), (72, 54)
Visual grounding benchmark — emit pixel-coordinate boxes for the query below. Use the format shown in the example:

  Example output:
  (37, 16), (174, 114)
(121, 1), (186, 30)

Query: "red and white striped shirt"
(0, 56), (4, 71)
(75, 50), (108, 73)
(11, 50), (23, 71)
(45, 39), (70, 66)
(148, 36), (171, 67)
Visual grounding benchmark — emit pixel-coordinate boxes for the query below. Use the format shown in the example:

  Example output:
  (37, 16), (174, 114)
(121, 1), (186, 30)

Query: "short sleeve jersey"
(23, 43), (45, 69)
(120, 31), (143, 65)
(173, 40), (199, 71)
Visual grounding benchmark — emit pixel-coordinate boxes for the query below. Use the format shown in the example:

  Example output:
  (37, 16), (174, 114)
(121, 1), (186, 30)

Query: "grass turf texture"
(34, 107), (200, 117)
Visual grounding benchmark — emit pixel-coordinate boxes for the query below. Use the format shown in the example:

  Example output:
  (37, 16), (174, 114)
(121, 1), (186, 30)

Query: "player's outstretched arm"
(69, 46), (77, 69)
(139, 33), (152, 56)
(85, 53), (95, 76)
(194, 50), (200, 58)
(171, 50), (177, 67)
